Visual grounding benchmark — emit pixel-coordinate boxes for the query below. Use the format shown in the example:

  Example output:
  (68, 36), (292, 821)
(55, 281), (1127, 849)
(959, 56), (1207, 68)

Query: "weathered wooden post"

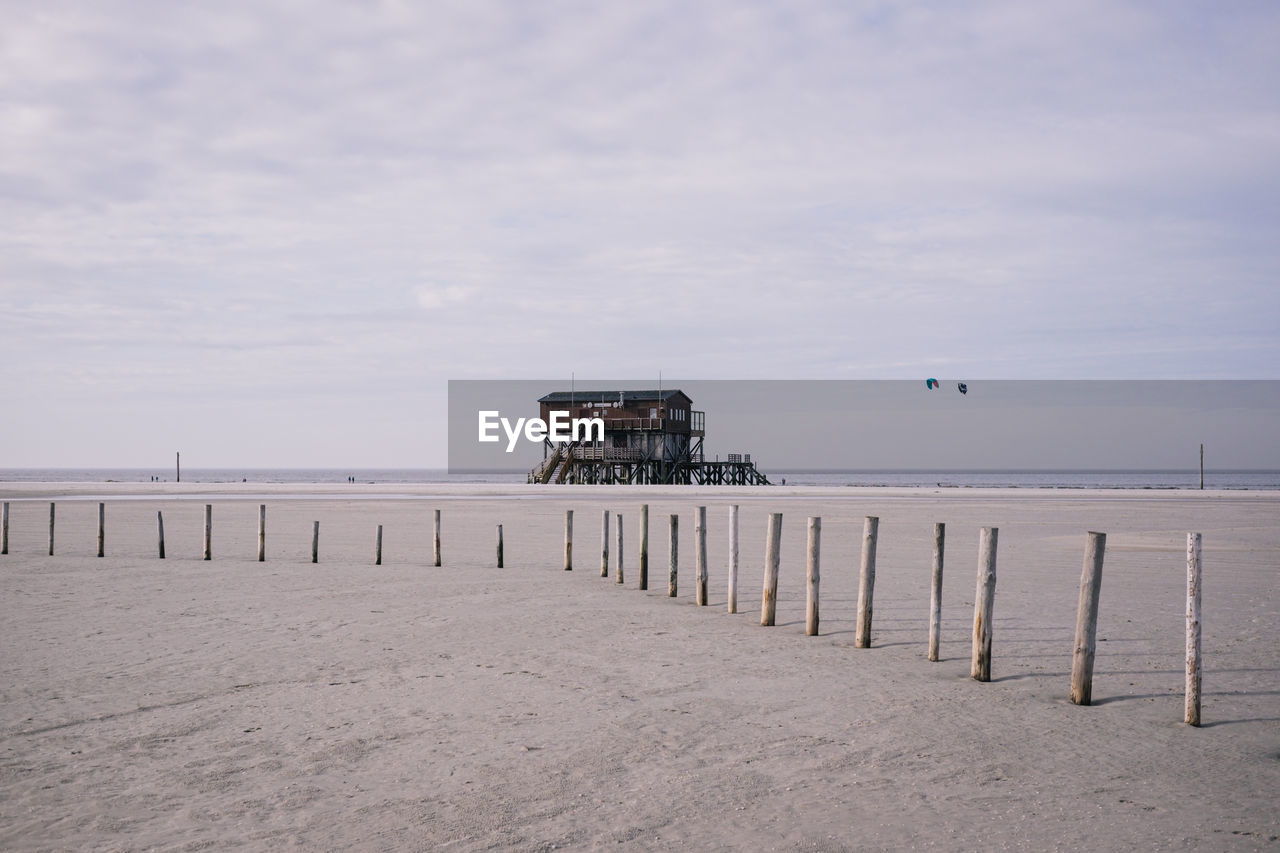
(49, 502), (55, 556)
(760, 512), (782, 626)
(497, 524), (504, 568)
(203, 504), (212, 561)
(157, 511), (166, 559)
(928, 522), (945, 661)
(97, 502), (105, 558)
(433, 509), (441, 566)
(668, 514), (678, 597)
(311, 521), (319, 563)
(971, 527), (998, 682)
(564, 509), (573, 571)
(855, 516), (879, 648)
(600, 510), (610, 577)
(1186, 532), (1203, 726)
(806, 517), (821, 636)
(375, 524), (383, 565)
(639, 504), (649, 590)
(727, 505), (739, 614)
(695, 506), (708, 606)
(615, 514), (624, 584)
(258, 505), (266, 562)
(1070, 531), (1107, 705)
(1, 501), (8, 555)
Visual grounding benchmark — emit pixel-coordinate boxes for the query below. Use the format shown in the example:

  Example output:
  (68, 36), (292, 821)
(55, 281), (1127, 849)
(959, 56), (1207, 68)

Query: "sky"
(3, 1), (1279, 467)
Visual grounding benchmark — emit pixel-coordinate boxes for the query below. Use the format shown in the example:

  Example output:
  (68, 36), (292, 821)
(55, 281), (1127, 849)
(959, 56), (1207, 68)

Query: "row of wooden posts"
(1, 500), (1204, 726)
(0, 502), (444, 568)
(556, 506), (1205, 727)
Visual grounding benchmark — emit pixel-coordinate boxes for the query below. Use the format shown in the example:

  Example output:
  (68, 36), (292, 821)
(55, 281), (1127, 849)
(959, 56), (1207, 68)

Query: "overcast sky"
(3, 1), (1278, 467)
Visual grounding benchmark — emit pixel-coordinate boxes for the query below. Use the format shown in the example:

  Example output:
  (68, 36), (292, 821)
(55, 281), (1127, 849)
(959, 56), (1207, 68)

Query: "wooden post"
(806, 516), (821, 636)
(564, 509), (573, 571)
(1186, 532), (1202, 726)
(311, 521), (319, 564)
(375, 524), (383, 565)
(760, 512), (782, 626)
(928, 522), (945, 661)
(97, 502), (105, 558)
(433, 509), (441, 566)
(971, 527), (998, 682)
(203, 504), (212, 561)
(695, 506), (708, 606)
(176, 451), (180, 483)
(497, 524), (504, 568)
(1070, 531), (1107, 705)
(157, 511), (165, 559)
(727, 505), (739, 613)
(615, 514), (624, 584)
(49, 502), (55, 556)
(639, 504), (649, 590)
(668, 514), (678, 596)
(258, 504), (266, 562)
(600, 510), (610, 577)
(1, 501), (8, 555)
(1199, 444), (1204, 490)
(855, 516), (879, 648)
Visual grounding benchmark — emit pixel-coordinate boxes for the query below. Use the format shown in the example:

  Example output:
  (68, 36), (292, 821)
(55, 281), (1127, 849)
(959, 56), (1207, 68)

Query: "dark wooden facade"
(528, 389), (768, 485)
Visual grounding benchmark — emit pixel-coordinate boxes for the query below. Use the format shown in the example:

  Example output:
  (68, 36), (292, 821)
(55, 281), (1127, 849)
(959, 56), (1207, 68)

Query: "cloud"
(414, 284), (471, 310)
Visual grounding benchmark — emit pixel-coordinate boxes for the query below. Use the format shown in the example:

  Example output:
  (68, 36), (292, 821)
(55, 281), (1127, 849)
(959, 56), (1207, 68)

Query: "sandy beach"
(1, 482), (1277, 850)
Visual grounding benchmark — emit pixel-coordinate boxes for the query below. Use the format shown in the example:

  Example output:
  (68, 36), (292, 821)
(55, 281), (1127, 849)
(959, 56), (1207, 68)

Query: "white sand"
(1, 483), (1277, 850)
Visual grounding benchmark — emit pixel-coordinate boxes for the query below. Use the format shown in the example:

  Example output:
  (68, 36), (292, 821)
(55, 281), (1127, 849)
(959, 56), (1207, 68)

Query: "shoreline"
(3, 480), (1278, 502)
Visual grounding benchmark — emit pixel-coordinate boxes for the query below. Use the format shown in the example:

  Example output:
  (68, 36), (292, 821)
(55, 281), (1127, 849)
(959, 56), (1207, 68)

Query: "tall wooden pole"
(157, 511), (165, 559)
(203, 504), (212, 561)
(1199, 444), (1204, 490)
(311, 521), (319, 563)
(928, 522), (945, 661)
(258, 504), (266, 562)
(1186, 532), (1203, 726)
(1070, 532), (1107, 705)
(668, 514), (678, 596)
(564, 509), (573, 571)
(1, 501), (8, 555)
(971, 527), (998, 682)
(433, 509), (442, 566)
(600, 510), (610, 577)
(48, 502), (55, 556)
(760, 512), (782, 626)
(97, 502), (105, 558)
(639, 504), (649, 590)
(727, 505), (739, 613)
(806, 517), (821, 636)
(615, 514), (624, 584)
(695, 506), (708, 606)
(855, 516), (879, 648)
(496, 524), (504, 568)
(176, 451), (180, 483)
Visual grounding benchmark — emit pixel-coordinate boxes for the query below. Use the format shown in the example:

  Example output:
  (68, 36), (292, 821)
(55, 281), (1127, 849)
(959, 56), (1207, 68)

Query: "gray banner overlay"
(448, 380), (1280, 475)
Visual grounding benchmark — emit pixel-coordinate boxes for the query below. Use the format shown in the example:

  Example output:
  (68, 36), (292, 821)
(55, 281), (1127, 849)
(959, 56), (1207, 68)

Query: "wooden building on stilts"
(527, 389), (770, 485)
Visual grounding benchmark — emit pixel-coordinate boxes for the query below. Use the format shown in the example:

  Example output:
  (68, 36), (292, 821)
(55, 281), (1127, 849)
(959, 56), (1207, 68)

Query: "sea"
(1, 469), (1278, 490)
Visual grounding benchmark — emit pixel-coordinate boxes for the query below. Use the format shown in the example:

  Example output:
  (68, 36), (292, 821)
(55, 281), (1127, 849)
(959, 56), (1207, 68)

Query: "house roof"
(538, 389), (691, 405)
